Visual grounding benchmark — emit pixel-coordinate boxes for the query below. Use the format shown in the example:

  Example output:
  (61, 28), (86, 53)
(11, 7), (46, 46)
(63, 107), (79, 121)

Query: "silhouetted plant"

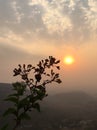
(2, 56), (62, 130)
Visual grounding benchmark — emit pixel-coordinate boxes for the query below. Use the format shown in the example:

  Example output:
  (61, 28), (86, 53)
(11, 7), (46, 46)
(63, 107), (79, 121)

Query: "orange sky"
(0, 0), (97, 94)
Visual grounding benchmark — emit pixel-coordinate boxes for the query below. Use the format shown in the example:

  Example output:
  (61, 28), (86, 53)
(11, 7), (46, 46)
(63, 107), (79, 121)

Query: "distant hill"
(0, 83), (97, 130)
(46, 91), (95, 105)
(0, 83), (12, 96)
(43, 91), (97, 119)
(0, 83), (12, 116)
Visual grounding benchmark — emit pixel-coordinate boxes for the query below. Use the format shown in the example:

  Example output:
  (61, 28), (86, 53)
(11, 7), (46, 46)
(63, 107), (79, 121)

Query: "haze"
(0, 0), (97, 94)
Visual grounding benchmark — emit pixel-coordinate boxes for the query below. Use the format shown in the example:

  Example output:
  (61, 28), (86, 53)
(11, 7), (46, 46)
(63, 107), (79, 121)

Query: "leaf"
(45, 59), (49, 62)
(30, 78), (34, 82)
(18, 97), (30, 109)
(23, 64), (26, 69)
(50, 57), (56, 65)
(27, 64), (32, 68)
(34, 68), (40, 73)
(13, 68), (20, 76)
(37, 61), (42, 67)
(12, 82), (22, 90)
(12, 82), (26, 95)
(35, 74), (41, 82)
(1, 124), (9, 130)
(19, 113), (31, 120)
(55, 60), (60, 64)
(7, 93), (18, 97)
(33, 103), (40, 112)
(55, 79), (62, 84)
(51, 69), (54, 76)
(3, 108), (17, 117)
(54, 73), (59, 78)
(46, 74), (50, 76)
(22, 74), (28, 80)
(56, 66), (60, 70)
(18, 64), (21, 68)
(4, 97), (18, 104)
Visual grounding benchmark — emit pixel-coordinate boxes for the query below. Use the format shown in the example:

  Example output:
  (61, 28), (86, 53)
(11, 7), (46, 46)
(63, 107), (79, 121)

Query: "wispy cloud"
(83, 0), (97, 37)
(0, 0), (97, 46)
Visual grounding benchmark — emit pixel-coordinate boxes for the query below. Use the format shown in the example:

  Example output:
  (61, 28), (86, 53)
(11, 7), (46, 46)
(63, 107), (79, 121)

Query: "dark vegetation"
(1, 83), (97, 130)
(1, 56), (61, 130)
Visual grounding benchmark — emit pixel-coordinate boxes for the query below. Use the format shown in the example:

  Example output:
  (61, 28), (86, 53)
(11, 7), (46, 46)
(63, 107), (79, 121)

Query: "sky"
(0, 0), (97, 94)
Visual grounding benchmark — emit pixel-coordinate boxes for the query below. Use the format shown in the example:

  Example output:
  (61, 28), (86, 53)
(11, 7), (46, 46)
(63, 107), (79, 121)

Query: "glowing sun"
(64, 56), (75, 65)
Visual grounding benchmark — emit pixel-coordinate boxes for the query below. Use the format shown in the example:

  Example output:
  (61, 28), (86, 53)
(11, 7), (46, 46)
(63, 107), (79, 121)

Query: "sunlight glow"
(64, 56), (75, 65)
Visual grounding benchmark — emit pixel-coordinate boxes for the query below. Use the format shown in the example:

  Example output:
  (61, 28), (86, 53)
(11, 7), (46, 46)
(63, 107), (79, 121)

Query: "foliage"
(2, 56), (62, 130)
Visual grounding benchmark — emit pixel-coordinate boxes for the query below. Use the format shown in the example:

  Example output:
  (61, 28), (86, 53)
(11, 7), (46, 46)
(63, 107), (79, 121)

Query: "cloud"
(83, 0), (97, 35)
(0, 0), (97, 46)
(0, 42), (45, 66)
(42, 2), (72, 35)
(0, 42), (46, 83)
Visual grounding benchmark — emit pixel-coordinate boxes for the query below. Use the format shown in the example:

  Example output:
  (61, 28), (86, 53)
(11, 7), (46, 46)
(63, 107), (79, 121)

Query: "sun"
(64, 56), (75, 65)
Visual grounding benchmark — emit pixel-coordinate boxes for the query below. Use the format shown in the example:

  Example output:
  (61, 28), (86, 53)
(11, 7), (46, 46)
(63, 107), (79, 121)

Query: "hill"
(0, 83), (97, 130)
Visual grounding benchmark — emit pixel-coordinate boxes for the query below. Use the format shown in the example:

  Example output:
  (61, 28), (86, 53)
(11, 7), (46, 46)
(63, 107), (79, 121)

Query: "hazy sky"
(0, 0), (97, 93)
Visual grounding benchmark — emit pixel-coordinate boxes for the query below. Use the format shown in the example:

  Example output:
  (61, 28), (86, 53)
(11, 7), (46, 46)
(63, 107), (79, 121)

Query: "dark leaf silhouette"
(3, 56), (61, 130)
(55, 79), (62, 84)
(56, 66), (60, 70)
(1, 124), (9, 130)
(3, 108), (17, 117)
(35, 74), (41, 82)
